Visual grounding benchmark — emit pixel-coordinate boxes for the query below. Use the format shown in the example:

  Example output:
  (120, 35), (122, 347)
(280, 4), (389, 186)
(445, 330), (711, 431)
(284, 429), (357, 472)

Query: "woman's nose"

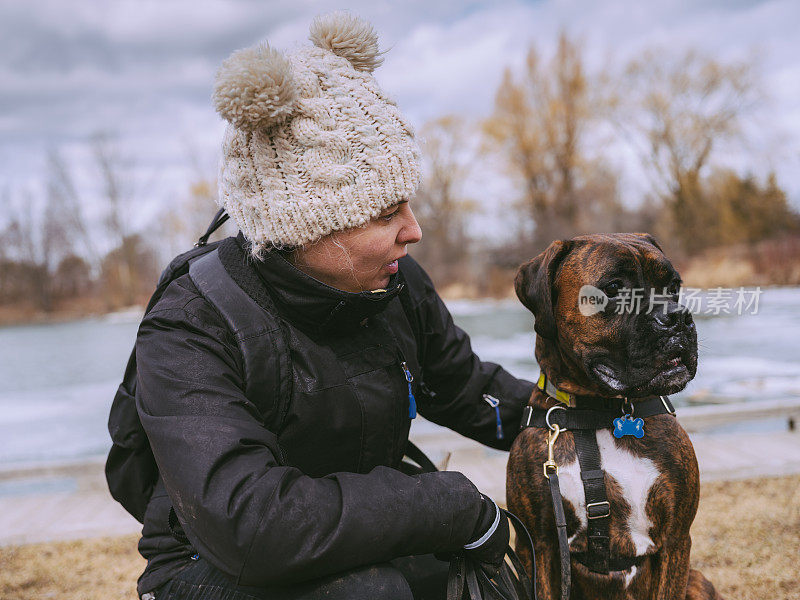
(399, 207), (422, 245)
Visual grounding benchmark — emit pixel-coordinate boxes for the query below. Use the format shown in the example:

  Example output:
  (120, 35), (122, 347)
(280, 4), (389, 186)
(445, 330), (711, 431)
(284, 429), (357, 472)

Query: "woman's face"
(289, 200), (423, 293)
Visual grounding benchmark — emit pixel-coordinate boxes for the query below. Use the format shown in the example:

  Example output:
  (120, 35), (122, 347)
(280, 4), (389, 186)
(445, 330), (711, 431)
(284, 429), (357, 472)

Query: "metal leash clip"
(543, 405), (566, 479)
(543, 424), (561, 479)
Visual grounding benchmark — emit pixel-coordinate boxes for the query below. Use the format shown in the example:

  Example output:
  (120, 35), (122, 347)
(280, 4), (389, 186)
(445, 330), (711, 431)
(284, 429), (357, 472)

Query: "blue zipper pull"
(401, 361), (416, 419)
(483, 394), (503, 440)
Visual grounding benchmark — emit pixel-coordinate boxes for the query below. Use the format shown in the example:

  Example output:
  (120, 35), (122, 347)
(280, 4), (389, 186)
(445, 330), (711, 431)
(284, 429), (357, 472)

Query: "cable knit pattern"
(214, 12), (421, 254)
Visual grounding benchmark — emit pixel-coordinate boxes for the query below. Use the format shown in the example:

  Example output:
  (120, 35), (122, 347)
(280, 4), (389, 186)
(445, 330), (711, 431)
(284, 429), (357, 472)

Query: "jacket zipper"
(483, 394), (504, 440)
(401, 361), (417, 419)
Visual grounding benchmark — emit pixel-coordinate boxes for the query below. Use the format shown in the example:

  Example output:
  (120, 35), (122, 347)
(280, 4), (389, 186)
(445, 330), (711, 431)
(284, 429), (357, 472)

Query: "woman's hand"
(463, 494), (510, 575)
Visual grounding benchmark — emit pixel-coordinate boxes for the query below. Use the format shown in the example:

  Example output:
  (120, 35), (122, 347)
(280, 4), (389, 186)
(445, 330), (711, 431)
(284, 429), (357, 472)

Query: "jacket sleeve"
(135, 288), (482, 586)
(403, 258), (536, 450)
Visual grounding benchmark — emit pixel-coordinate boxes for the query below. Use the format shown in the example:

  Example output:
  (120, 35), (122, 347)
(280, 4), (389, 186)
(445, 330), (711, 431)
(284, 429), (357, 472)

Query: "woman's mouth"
(385, 260), (399, 274)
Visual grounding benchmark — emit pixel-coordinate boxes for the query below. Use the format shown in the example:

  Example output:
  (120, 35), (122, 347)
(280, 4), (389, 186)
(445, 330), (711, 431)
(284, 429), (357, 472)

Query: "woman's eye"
(380, 210), (399, 222)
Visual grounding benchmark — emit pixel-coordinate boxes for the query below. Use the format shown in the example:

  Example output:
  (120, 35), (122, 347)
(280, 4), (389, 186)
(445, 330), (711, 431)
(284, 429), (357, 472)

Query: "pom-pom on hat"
(213, 43), (297, 131)
(212, 11), (420, 256)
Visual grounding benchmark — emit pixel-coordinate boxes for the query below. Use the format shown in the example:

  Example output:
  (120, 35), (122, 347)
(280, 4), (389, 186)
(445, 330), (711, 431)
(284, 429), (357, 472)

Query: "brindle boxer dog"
(507, 233), (723, 600)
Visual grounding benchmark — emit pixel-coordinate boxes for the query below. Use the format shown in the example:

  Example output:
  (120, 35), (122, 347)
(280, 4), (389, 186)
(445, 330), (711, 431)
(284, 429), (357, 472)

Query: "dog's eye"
(603, 281), (622, 298)
(667, 281), (681, 296)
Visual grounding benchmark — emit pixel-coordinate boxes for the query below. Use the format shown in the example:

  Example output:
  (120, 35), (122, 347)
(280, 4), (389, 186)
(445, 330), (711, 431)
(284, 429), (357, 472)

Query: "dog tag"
(613, 414), (645, 438)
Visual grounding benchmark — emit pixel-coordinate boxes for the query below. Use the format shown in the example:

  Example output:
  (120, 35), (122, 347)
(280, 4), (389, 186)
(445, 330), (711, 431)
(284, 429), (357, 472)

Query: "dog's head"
(515, 233), (698, 397)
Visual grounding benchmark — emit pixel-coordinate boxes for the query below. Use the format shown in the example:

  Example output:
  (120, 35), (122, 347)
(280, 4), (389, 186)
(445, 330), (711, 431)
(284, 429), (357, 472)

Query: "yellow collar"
(537, 372), (574, 407)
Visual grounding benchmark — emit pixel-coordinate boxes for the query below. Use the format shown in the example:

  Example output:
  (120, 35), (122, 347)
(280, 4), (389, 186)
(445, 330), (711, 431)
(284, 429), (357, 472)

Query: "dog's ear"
(514, 240), (575, 340)
(631, 232), (663, 252)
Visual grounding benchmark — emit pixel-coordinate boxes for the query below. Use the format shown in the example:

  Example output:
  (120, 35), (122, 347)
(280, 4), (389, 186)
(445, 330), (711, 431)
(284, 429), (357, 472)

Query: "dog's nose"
(653, 304), (693, 330)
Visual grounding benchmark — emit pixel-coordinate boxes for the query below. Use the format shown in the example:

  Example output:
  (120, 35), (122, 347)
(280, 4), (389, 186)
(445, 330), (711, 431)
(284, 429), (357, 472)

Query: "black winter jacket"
(134, 235), (534, 595)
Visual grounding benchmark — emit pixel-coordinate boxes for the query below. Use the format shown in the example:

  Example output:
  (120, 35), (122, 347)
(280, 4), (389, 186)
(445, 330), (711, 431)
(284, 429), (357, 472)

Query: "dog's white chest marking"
(558, 430), (659, 558)
(556, 458), (587, 545)
(596, 430), (659, 555)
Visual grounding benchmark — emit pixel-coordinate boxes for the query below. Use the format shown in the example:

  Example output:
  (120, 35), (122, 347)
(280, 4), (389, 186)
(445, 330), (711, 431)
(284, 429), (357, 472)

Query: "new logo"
(578, 285), (608, 316)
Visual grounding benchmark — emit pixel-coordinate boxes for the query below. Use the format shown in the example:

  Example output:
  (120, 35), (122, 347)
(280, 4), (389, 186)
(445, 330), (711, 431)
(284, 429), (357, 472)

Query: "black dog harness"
(520, 373), (677, 600)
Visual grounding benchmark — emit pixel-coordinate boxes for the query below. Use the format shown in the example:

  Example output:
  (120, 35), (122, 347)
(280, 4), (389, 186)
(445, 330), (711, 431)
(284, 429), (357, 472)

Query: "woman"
(135, 12), (534, 600)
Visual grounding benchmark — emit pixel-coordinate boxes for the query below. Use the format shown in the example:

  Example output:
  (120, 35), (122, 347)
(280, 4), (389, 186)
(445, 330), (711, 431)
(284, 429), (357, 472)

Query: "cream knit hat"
(212, 12), (421, 256)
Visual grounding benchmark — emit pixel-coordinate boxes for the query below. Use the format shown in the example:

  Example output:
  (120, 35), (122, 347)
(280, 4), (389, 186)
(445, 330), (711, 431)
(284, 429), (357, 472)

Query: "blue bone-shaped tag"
(613, 414), (645, 438)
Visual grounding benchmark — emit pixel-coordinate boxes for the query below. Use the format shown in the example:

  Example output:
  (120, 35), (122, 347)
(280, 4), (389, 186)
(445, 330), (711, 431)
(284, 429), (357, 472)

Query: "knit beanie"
(212, 12), (421, 256)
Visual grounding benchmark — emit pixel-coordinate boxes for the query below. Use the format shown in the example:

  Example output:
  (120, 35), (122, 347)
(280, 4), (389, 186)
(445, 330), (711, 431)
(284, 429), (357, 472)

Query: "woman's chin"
(366, 274), (391, 292)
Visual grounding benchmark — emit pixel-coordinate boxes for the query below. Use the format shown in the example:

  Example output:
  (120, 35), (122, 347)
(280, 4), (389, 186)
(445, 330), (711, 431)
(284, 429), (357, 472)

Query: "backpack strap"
(196, 208), (229, 247)
(189, 247), (274, 334)
(188, 247), (292, 432)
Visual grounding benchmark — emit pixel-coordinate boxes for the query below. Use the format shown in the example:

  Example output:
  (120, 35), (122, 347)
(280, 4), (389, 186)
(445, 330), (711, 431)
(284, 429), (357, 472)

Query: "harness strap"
(520, 395), (675, 431)
(573, 431), (611, 574)
(571, 552), (646, 572)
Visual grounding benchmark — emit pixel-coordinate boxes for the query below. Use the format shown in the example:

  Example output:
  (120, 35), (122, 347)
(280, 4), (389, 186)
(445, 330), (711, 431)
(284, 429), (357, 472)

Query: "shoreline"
(0, 431), (800, 547)
(0, 454), (107, 480)
(2, 281), (798, 329)
(1, 403), (796, 479)
(0, 305), (144, 329)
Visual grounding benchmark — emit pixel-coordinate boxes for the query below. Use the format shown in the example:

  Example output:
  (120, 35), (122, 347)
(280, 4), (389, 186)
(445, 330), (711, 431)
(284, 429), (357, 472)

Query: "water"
(0, 312), (141, 465)
(1, 289), (798, 466)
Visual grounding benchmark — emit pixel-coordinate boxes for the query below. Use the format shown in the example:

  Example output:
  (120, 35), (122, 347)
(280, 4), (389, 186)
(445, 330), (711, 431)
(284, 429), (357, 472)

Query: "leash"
(447, 509), (537, 600)
(542, 426), (571, 600)
(521, 373), (677, 600)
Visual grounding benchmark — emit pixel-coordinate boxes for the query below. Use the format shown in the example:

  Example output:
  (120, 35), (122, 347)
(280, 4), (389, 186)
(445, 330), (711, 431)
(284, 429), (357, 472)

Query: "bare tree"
(483, 32), (614, 251)
(616, 49), (759, 253)
(156, 139), (237, 261)
(92, 132), (133, 242)
(91, 131), (143, 306)
(45, 148), (99, 269)
(159, 177), (222, 259)
(2, 189), (53, 310)
(412, 115), (477, 286)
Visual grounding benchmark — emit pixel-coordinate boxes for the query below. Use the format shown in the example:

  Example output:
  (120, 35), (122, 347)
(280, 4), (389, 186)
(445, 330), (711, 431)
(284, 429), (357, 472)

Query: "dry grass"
(0, 534), (143, 600)
(691, 475), (800, 600)
(1, 475), (798, 600)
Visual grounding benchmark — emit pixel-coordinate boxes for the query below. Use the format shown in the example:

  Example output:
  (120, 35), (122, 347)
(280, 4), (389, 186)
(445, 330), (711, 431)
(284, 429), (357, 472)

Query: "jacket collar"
(235, 233), (403, 335)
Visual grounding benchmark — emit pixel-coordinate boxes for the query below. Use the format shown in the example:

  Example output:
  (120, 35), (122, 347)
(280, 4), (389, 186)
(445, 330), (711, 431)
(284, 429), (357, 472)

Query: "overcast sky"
(2, 0), (799, 237)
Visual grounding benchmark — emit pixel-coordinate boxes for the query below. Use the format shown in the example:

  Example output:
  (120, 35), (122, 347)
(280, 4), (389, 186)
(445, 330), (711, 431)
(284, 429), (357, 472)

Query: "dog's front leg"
(684, 568), (724, 600)
(509, 523), (562, 600)
(650, 534), (692, 600)
(529, 536), (563, 600)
